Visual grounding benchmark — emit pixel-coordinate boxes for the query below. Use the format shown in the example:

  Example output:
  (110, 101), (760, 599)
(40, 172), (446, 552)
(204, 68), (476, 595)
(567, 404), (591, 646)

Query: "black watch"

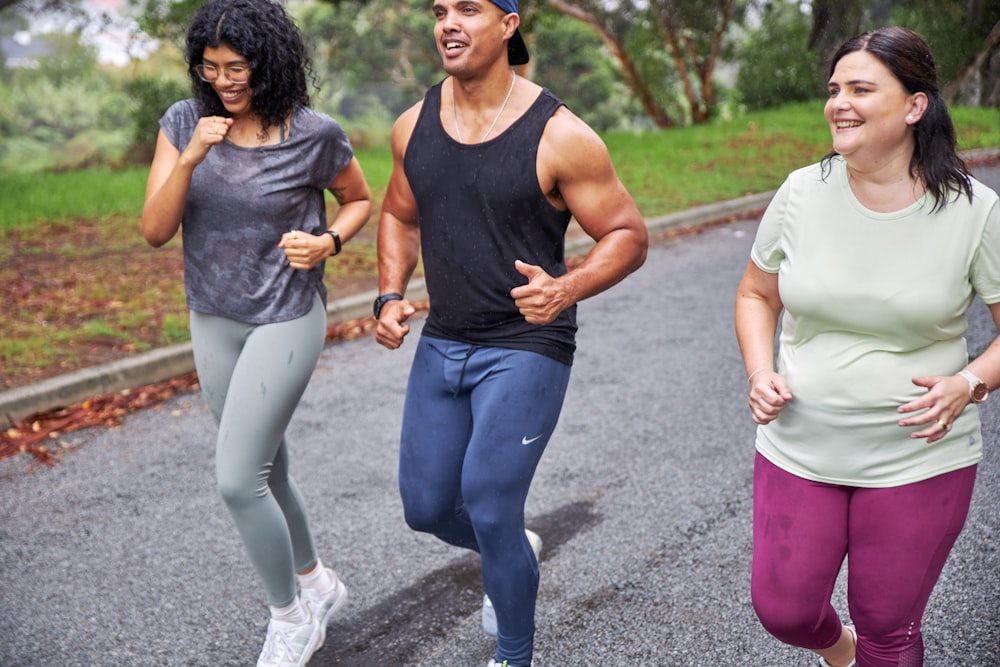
(373, 292), (404, 320)
(325, 229), (342, 256)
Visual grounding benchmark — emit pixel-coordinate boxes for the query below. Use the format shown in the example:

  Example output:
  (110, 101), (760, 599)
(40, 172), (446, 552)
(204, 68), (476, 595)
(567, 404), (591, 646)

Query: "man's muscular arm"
(375, 103), (423, 349)
(511, 107), (648, 324)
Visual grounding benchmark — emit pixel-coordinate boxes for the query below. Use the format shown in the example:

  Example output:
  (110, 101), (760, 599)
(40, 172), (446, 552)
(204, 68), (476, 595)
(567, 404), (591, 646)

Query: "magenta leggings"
(751, 453), (976, 667)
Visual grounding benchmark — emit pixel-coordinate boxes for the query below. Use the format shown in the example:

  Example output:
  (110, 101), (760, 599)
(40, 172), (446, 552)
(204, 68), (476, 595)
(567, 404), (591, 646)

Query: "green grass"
(605, 101), (999, 215)
(2, 101), (998, 390)
(353, 145), (393, 196)
(2, 102), (997, 232)
(0, 337), (64, 371)
(0, 167), (150, 232)
(162, 313), (191, 343)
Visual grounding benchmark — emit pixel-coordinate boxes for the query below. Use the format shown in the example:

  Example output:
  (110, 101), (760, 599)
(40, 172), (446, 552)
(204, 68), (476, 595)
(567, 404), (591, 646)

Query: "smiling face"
(432, 0), (510, 76)
(201, 44), (254, 117)
(824, 50), (925, 167)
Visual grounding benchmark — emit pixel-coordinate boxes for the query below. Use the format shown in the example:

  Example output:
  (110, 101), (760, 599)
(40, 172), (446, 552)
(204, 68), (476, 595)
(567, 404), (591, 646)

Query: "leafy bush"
(0, 27), (134, 171)
(124, 75), (190, 165)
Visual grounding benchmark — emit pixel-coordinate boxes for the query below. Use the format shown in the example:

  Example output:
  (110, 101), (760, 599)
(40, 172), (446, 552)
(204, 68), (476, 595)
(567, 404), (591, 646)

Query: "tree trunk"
(653, 0), (731, 124)
(942, 18), (1000, 105)
(808, 0), (865, 73)
(546, 0), (677, 127)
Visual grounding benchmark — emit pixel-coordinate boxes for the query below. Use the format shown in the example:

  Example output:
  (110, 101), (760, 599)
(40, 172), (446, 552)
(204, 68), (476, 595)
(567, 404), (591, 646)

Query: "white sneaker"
(487, 660), (534, 667)
(256, 610), (322, 667)
(482, 529), (543, 637)
(482, 595), (497, 638)
(300, 568), (348, 649)
(525, 529), (543, 560)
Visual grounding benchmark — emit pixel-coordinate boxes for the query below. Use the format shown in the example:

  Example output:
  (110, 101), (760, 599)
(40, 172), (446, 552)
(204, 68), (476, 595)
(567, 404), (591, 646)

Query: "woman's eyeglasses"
(193, 63), (250, 85)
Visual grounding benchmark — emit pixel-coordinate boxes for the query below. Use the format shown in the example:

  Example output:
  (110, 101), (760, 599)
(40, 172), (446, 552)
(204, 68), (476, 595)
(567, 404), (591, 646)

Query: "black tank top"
(405, 81), (577, 365)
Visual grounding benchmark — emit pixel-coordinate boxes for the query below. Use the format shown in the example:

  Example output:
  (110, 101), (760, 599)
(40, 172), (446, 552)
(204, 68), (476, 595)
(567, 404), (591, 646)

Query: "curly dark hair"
(821, 27), (973, 212)
(185, 0), (313, 135)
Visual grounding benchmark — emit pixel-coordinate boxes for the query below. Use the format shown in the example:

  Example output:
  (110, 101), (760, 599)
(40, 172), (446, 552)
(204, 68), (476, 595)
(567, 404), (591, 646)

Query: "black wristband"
(325, 229), (342, 256)
(373, 292), (404, 319)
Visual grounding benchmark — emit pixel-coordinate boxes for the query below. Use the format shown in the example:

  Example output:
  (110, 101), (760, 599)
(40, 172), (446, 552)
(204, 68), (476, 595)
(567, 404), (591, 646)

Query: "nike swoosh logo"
(522, 435), (543, 445)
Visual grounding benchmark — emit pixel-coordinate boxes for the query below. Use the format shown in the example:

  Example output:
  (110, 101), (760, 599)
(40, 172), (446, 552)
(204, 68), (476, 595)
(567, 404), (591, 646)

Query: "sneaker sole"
(301, 625), (323, 667)
(315, 579), (349, 651)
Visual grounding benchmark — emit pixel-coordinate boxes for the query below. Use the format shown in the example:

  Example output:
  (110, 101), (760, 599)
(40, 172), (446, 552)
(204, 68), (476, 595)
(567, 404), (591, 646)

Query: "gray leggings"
(190, 293), (326, 607)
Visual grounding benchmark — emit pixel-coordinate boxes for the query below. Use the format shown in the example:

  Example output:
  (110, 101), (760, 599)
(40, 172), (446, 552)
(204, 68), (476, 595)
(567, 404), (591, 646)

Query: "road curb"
(3, 147), (997, 421)
(0, 281), (416, 423)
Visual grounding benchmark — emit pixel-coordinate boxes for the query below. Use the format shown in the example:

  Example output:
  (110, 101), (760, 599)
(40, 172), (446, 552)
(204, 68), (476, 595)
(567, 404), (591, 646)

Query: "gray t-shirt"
(159, 100), (354, 324)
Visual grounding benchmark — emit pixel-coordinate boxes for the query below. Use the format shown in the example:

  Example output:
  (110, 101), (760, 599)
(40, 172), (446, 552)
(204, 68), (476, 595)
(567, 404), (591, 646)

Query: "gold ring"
(937, 420), (949, 431)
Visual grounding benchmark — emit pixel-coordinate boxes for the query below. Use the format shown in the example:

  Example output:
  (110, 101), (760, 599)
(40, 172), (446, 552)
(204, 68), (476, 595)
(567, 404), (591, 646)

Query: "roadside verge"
(3, 146), (997, 422)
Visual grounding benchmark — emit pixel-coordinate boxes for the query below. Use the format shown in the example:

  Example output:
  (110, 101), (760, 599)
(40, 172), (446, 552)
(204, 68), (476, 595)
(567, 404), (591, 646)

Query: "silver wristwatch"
(958, 369), (989, 403)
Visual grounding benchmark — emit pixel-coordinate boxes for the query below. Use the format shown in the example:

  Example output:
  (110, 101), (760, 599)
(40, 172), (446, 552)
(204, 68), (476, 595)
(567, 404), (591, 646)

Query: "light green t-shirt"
(751, 157), (1000, 487)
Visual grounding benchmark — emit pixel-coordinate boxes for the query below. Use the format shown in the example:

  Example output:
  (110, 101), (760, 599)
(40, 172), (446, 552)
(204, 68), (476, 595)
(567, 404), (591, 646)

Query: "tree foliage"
(294, 0), (639, 131)
(530, 12), (642, 131)
(893, 0), (1000, 106)
(1, 0), (997, 173)
(295, 0), (439, 121)
(143, 0), (752, 128)
(129, 0), (201, 48)
(737, 1), (823, 110)
(737, 0), (1000, 110)
(0, 0), (82, 18)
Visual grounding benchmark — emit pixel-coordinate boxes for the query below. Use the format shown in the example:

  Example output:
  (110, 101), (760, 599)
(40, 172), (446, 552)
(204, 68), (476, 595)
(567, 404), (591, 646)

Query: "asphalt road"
(1, 165), (998, 667)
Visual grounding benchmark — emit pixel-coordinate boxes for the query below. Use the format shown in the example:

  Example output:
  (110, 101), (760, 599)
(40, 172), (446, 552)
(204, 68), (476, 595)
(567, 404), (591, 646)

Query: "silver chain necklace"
(452, 70), (516, 144)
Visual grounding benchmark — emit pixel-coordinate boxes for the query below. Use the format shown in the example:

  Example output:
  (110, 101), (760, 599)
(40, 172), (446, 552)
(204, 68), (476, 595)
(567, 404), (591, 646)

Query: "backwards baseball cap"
(489, 0), (529, 66)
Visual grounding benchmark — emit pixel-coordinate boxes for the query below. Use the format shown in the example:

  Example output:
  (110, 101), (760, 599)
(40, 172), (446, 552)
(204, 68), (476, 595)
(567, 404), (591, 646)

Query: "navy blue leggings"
(398, 336), (572, 666)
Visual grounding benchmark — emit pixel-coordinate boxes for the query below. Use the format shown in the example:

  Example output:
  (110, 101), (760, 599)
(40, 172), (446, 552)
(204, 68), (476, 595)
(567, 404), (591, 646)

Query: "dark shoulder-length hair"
(185, 0), (312, 134)
(821, 26), (973, 212)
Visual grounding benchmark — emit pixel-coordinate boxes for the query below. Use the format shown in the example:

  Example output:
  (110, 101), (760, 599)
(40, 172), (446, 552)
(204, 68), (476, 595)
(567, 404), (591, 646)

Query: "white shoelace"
(259, 620), (310, 664)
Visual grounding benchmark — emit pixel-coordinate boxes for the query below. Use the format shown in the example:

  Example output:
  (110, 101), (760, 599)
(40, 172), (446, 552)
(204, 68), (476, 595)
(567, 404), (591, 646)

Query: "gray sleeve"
(158, 100), (198, 153)
(306, 110), (355, 190)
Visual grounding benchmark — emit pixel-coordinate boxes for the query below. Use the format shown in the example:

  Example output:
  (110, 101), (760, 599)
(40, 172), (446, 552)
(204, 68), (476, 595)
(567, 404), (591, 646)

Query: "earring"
(906, 115), (915, 122)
